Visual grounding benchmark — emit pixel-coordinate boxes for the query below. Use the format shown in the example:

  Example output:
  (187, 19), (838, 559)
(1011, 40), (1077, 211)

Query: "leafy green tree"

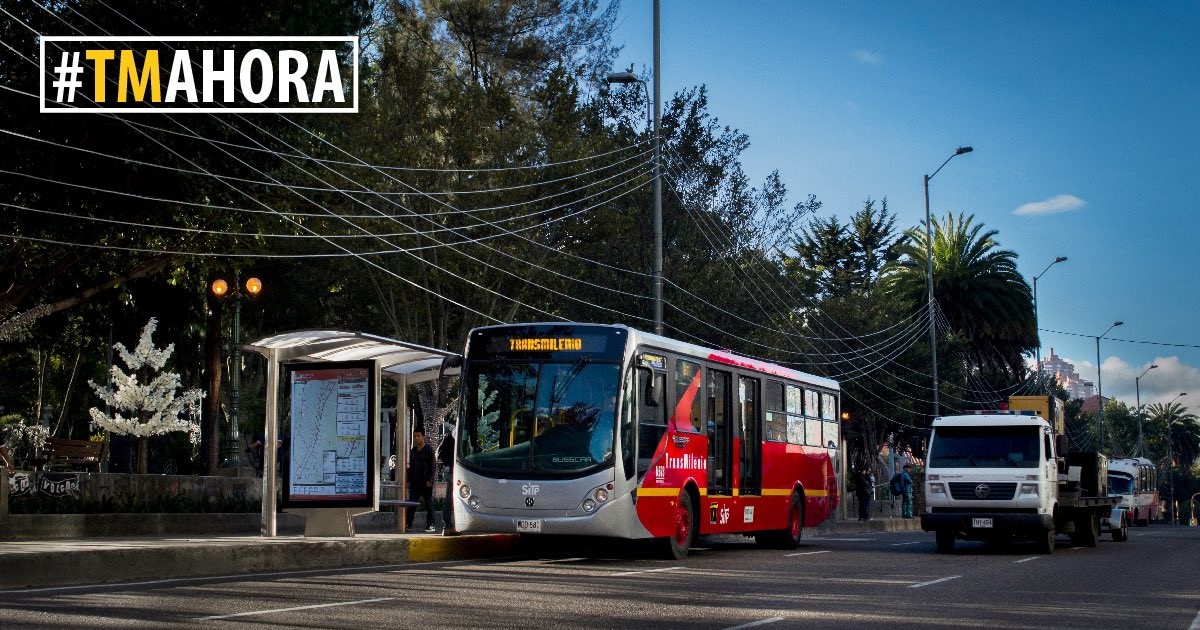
(881, 212), (1035, 378)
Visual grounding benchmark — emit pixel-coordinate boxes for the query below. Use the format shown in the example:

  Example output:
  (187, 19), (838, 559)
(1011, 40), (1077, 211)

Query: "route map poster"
(283, 360), (376, 508)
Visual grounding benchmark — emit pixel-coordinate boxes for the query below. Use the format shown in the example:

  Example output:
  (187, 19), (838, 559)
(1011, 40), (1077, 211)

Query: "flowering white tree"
(88, 318), (203, 474)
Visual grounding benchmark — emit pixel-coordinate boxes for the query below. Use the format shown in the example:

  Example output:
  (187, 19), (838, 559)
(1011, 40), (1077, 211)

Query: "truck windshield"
(928, 425), (1040, 469)
(458, 361), (620, 475)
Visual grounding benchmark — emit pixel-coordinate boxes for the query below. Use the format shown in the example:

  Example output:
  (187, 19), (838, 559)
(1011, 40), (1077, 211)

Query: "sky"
(608, 0), (1200, 415)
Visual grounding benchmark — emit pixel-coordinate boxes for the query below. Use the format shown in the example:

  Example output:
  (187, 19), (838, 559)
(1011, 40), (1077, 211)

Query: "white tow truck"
(920, 399), (1121, 554)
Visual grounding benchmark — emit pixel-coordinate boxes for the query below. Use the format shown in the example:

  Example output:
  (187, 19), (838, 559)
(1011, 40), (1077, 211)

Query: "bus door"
(707, 369), (733, 495)
(739, 376), (761, 495)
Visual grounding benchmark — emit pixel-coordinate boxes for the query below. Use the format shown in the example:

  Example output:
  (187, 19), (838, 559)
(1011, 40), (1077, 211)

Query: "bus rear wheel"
(757, 492), (804, 549)
(659, 491), (694, 560)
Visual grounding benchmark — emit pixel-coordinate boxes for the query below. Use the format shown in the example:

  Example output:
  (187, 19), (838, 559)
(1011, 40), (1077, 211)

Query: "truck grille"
(948, 482), (1017, 501)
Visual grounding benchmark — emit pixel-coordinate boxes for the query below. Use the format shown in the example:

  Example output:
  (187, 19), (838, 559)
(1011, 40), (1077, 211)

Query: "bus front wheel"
(659, 491), (694, 560)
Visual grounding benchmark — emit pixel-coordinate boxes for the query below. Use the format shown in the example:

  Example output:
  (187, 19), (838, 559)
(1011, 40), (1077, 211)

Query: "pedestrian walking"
(406, 428), (437, 532)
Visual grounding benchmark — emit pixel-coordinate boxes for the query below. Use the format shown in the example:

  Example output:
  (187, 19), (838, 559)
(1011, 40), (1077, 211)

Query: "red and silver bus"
(448, 323), (841, 558)
(1107, 457), (1159, 526)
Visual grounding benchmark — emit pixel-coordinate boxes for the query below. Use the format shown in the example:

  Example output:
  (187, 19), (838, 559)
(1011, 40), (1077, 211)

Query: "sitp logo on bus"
(39, 36), (359, 113)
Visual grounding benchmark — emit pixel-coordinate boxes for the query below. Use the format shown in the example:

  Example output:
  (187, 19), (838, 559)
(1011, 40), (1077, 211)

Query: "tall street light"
(1093, 320), (1123, 452)
(924, 145), (973, 418)
(1167, 392), (1187, 526)
(211, 274), (263, 470)
(1032, 256), (1068, 388)
(1134, 364), (1158, 456)
(605, 0), (662, 335)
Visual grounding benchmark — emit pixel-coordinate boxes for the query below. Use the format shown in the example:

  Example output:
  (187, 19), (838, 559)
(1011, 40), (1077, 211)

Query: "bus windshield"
(927, 425), (1041, 469)
(1107, 473), (1135, 495)
(459, 361), (620, 475)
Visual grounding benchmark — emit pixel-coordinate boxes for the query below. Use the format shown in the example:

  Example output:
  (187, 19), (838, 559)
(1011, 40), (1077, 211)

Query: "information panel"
(282, 360), (375, 508)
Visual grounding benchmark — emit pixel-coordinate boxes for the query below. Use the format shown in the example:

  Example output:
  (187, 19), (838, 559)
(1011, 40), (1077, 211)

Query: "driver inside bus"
(587, 385), (617, 463)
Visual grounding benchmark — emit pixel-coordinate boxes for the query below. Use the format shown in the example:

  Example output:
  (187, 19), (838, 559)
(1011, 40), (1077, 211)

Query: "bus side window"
(638, 369), (668, 479)
(674, 358), (703, 433)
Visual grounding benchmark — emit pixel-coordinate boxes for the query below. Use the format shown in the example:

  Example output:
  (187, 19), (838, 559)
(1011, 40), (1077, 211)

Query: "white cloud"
(852, 49), (883, 65)
(1013, 194), (1087, 216)
(1070, 355), (1200, 411)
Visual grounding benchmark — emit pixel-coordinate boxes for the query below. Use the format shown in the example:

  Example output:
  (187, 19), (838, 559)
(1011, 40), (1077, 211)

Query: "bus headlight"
(928, 483), (946, 496)
(582, 498), (597, 513)
(468, 495), (482, 510)
(459, 484), (471, 499)
(594, 487), (609, 503)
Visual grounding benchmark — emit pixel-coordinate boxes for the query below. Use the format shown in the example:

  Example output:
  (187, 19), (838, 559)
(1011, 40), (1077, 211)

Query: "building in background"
(1040, 348), (1095, 401)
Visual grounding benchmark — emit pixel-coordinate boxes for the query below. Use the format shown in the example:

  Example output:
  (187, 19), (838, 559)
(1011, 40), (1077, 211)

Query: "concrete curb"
(0, 518), (919, 590)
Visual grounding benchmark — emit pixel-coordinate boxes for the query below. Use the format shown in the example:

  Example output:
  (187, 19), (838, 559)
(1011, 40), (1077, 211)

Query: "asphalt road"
(2, 526), (1198, 629)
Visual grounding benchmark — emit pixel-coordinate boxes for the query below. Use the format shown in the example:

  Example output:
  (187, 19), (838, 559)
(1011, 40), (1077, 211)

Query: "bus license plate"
(972, 518), (993, 529)
(517, 519), (543, 533)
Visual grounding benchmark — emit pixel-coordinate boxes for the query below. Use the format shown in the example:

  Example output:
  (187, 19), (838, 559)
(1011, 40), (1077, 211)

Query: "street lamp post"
(923, 146), (973, 418)
(211, 274), (263, 470)
(1166, 392), (1187, 526)
(1093, 320), (1123, 452)
(606, 0), (662, 335)
(1032, 256), (1068, 388)
(1134, 364), (1158, 456)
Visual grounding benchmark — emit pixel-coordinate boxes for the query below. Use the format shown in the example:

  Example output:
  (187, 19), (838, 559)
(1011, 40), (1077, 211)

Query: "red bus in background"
(450, 323), (841, 558)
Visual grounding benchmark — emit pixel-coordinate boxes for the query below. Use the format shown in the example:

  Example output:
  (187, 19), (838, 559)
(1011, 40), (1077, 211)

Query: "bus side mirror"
(638, 366), (661, 407)
(437, 355), (463, 407)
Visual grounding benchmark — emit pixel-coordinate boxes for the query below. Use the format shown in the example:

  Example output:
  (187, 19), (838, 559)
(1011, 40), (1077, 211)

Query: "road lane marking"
(910, 576), (961, 588)
(723, 616), (784, 629)
(612, 566), (683, 577)
(195, 597), (396, 620)
(1014, 556), (1040, 563)
(890, 542), (921, 546)
(1189, 608), (1200, 630)
(785, 550), (832, 557)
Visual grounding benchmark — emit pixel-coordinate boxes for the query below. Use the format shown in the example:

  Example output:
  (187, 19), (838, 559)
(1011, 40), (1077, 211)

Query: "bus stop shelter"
(246, 330), (459, 536)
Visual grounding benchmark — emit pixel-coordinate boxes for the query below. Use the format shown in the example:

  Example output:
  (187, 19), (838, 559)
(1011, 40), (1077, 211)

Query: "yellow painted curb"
(407, 534), (520, 562)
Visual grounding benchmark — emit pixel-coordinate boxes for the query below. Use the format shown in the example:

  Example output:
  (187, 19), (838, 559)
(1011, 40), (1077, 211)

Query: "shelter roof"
(245, 330), (458, 383)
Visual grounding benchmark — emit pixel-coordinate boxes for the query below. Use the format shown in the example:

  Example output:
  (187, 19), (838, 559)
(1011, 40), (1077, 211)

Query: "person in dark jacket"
(437, 421), (456, 535)
(406, 429), (437, 532)
(854, 467), (874, 521)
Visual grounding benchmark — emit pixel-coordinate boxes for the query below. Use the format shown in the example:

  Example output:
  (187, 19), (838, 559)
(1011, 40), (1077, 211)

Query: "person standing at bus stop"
(855, 467), (873, 521)
(437, 420), (456, 535)
(900, 464), (915, 519)
(407, 428), (437, 533)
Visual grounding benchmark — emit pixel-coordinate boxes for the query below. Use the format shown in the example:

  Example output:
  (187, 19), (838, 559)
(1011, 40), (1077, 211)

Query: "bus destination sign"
(508, 337), (583, 352)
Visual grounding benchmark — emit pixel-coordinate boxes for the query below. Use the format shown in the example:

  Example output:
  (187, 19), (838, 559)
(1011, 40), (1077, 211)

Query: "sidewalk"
(0, 514), (920, 590)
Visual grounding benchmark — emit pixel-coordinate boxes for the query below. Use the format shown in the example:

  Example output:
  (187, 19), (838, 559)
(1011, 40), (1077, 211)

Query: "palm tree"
(880, 212), (1036, 377)
(1147, 401), (1200, 470)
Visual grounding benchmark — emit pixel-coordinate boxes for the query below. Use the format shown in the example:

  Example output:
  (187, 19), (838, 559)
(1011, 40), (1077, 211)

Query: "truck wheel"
(1037, 528), (1056, 554)
(936, 528), (955, 554)
(1072, 512), (1099, 547)
(1112, 515), (1129, 542)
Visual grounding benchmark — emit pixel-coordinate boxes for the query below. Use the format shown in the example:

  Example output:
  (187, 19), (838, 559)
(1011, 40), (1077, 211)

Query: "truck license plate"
(517, 519), (543, 533)
(972, 518), (993, 529)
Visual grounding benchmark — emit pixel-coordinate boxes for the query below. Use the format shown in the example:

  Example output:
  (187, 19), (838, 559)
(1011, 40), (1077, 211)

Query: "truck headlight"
(1019, 483), (1038, 496)
(929, 483), (946, 496)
